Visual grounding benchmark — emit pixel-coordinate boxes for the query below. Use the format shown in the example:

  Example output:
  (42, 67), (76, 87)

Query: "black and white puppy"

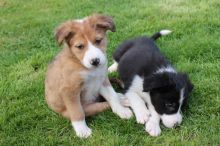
(108, 30), (193, 136)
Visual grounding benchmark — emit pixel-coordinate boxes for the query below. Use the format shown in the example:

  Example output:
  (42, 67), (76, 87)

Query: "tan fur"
(45, 14), (115, 122)
(83, 102), (110, 116)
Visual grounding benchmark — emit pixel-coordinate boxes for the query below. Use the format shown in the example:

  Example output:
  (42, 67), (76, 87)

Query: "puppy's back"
(114, 36), (169, 90)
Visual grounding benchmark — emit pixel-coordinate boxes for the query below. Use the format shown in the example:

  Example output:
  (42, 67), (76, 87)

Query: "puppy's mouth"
(82, 58), (106, 69)
(161, 113), (183, 128)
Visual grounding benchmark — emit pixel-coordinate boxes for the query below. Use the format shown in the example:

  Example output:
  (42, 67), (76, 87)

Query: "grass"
(0, 0), (220, 145)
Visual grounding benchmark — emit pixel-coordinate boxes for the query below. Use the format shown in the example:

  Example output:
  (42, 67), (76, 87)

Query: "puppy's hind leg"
(83, 102), (110, 117)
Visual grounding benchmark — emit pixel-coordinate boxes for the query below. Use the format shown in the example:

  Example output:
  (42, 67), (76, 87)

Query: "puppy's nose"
(90, 58), (100, 66)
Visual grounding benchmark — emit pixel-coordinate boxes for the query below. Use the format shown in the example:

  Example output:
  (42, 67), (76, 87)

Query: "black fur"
(151, 32), (163, 41)
(143, 72), (193, 114)
(114, 36), (169, 91)
(113, 33), (193, 115)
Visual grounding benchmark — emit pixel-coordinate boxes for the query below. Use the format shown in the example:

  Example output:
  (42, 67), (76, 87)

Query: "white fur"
(161, 88), (184, 128)
(72, 120), (92, 138)
(118, 93), (130, 107)
(75, 18), (86, 23)
(82, 50), (132, 119)
(125, 75), (150, 124)
(99, 85), (133, 119)
(126, 92), (150, 124)
(80, 65), (107, 103)
(108, 60), (118, 73)
(155, 66), (176, 74)
(121, 75), (185, 136)
(140, 91), (162, 136)
(179, 88), (185, 108)
(128, 75), (143, 92)
(161, 113), (182, 128)
(130, 76), (162, 136)
(145, 112), (161, 137)
(160, 30), (172, 36)
(82, 42), (106, 69)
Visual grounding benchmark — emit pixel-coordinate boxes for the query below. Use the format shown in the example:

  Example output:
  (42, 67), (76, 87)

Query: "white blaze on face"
(161, 88), (185, 128)
(82, 41), (106, 69)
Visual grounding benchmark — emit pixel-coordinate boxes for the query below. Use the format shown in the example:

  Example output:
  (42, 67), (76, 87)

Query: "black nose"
(90, 58), (100, 66)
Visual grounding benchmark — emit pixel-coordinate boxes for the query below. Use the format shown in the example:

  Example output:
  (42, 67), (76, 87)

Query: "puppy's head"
(143, 72), (193, 128)
(55, 14), (115, 69)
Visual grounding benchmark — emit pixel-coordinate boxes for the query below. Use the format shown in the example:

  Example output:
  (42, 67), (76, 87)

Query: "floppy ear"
(93, 14), (116, 32)
(178, 73), (194, 93)
(143, 75), (157, 92)
(54, 21), (75, 45)
(143, 74), (171, 92)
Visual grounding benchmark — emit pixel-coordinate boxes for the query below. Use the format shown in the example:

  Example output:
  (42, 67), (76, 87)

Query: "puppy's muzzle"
(161, 113), (182, 128)
(90, 58), (100, 66)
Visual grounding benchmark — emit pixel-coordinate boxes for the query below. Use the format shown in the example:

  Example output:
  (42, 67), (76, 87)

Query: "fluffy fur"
(45, 14), (132, 138)
(109, 30), (193, 136)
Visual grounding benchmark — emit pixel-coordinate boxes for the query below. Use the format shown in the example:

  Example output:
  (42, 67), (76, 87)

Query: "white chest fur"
(80, 65), (107, 103)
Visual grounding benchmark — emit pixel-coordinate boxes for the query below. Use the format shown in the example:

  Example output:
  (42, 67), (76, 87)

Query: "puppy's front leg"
(61, 88), (91, 138)
(99, 78), (133, 119)
(141, 92), (161, 136)
(145, 110), (161, 137)
(125, 92), (150, 124)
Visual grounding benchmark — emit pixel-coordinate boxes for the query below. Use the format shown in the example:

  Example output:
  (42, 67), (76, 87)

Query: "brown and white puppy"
(45, 14), (132, 138)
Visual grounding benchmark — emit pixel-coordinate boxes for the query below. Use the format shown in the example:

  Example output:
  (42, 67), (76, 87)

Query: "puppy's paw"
(75, 126), (92, 138)
(72, 121), (92, 138)
(135, 108), (150, 124)
(118, 94), (130, 107)
(145, 120), (161, 137)
(112, 104), (133, 119)
(108, 62), (118, 73)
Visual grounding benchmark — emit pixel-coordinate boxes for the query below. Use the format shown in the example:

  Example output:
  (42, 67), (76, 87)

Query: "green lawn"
(1, 0), (220, 145)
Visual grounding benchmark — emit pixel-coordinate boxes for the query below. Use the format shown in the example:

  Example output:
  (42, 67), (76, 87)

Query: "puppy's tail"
(151, 30), (172, 41)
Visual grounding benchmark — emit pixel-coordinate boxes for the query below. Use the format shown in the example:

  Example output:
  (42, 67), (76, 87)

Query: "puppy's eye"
(95, 38), (102, 45)
(75, 44), (84, 50)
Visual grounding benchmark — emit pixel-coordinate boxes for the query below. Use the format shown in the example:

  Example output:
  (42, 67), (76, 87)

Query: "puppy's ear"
(54, 21), (75, 45)
(143, 76), (156, 92)
(178, 73), (194, 93)
(143, 74), (171, 92)
(92, 14), (116, 32)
